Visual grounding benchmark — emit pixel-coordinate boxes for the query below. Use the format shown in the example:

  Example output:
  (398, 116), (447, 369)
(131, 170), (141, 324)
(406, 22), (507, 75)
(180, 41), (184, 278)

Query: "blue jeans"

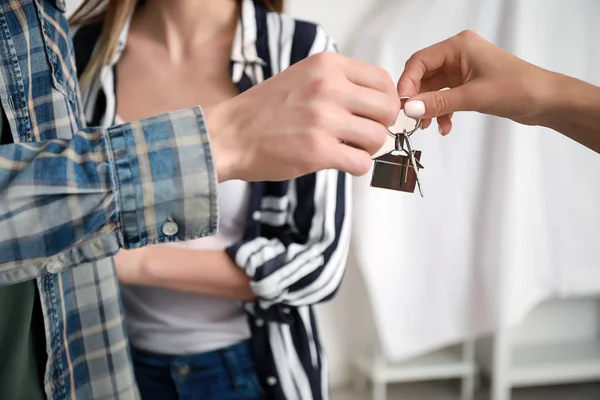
(130, 340), (264, 400)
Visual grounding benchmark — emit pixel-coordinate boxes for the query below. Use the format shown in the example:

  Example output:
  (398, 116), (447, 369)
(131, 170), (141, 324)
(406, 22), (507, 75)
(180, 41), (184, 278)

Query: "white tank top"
(115, 115), (252, 355)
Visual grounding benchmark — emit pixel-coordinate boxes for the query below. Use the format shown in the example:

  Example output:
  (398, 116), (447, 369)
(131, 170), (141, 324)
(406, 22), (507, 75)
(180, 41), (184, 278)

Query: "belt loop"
(220, 346), (245, 390)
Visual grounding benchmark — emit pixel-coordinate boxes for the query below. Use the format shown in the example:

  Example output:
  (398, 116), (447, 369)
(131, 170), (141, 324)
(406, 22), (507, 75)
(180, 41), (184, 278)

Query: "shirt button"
(255, 318), (265, 327)
(45, 260), (63, 274)
(282, 307), (291, 314)
(162, 221), (179, 236)
(176, 365), (190, 378)
(266, 376), (278, 386)
(252, 211), (262, 221)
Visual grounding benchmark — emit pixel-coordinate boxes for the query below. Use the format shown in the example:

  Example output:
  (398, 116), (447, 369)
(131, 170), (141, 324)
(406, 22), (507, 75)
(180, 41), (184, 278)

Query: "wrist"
(114, 249), (147, 286)
(536, 70), (573, 129)
(204, 101), (238, 183)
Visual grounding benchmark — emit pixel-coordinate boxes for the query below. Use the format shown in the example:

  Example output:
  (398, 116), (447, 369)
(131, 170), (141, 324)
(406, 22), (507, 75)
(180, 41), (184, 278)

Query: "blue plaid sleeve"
(0, 106), (218, 285)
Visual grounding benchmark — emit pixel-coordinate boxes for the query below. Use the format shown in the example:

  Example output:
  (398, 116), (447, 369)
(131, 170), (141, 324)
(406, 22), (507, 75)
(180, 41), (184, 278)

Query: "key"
(403, 131), (424, 197)
(370, 107), (425, 195)
(370, 151), (416, 192)
(372, 109), (420, 159)
(370, 133), (423, 193)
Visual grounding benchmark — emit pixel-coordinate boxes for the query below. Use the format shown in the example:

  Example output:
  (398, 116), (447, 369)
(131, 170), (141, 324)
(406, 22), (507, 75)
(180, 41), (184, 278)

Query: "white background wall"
(65, 0), (600, 389)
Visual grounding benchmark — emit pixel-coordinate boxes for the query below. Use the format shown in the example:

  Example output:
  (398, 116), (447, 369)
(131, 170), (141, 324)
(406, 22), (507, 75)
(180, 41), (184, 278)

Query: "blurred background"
(65, 0), (600, 399)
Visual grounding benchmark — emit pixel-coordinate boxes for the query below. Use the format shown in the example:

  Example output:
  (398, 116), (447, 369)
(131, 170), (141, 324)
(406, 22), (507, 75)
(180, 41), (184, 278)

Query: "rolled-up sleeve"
(0, 106), (218, 285)
(226, 169), (351, 313)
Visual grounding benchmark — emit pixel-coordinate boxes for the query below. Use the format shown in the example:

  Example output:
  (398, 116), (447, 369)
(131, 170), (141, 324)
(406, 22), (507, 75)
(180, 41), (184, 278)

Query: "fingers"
(345, 84), (399, 126)
(301, 54), (400, 127)
(397, 40), (464, 128)
(434, 87), (454, 135)
(308, 52), (398, 101)
(403, 82), (482, 119)
(341, 57), (400, 126)
(328, 142), (373, 176)
(397, 38), (458, 97)
(338, 114), (388, 156)
(343, 56), (397, 95)
(436, 114), (453, 135)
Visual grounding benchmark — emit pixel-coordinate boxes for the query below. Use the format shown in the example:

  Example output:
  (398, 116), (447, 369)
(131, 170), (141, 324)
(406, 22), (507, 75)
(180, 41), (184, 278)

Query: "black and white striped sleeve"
(228, 169), (351, 310)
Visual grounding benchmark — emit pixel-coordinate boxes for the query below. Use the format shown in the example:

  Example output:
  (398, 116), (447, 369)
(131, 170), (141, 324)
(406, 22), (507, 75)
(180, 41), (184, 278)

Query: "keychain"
(370, 103), (424, 196)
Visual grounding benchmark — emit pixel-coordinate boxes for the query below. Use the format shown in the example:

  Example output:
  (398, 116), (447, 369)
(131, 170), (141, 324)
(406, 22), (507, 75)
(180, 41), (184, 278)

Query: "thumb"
(403, 84), (479, 119)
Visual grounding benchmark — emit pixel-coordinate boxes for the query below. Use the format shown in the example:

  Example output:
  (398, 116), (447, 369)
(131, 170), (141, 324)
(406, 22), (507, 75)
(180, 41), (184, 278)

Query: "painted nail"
(404, 101), (426, 118)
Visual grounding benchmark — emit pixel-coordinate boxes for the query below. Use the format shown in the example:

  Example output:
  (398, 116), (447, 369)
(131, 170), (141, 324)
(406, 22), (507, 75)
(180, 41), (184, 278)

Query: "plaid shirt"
(0, 1), (218, 399)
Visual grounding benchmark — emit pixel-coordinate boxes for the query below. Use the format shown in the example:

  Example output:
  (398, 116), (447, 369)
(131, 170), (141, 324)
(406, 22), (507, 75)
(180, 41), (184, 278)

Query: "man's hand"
(205, 52), (399, 182)
(397, 30), (556, 135)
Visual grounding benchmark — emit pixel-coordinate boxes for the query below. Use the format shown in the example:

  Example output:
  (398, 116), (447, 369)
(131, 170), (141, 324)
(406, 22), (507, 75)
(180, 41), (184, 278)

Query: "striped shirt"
(0, 0), (217, 398)
(73, 1), (351, 399)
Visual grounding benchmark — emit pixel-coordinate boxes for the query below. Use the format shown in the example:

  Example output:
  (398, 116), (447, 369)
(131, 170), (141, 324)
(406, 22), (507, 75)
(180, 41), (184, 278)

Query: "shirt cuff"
(106, 106), (219, 248)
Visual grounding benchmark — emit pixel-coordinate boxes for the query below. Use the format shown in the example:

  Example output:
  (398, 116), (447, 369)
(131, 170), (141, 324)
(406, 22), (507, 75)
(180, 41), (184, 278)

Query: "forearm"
(541, 72), (600, 153)
(122, 248), (255, 301)
(0, 107), (217, 285)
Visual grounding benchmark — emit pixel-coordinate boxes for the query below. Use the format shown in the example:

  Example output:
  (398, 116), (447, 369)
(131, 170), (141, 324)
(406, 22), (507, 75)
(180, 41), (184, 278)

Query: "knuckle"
(432, 92), (448, 114)
(307, 76), (336, 99)
(457, 29), (477, 42)
(304, 106), (331, 129)
(375, 67), (393, 88)
(308, 51), (337, 69)
(405, 52), (421, 69)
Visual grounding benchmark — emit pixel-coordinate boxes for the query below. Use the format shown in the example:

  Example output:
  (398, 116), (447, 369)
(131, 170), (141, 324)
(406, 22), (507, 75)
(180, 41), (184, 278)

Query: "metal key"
(370, 108), (425, 196)
(402, 131), (424, 197)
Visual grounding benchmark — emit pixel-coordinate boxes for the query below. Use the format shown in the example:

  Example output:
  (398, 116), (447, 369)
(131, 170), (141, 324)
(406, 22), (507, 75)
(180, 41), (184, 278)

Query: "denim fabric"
(131, 341), (264, 400)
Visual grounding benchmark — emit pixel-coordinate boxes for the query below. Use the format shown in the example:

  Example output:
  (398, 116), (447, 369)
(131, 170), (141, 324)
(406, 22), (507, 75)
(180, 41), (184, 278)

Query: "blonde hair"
(69, 0), (284, 89)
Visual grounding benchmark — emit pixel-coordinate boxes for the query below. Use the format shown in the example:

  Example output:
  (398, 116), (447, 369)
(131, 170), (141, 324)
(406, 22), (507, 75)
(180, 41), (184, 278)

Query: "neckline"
(106, 0), (267, 69)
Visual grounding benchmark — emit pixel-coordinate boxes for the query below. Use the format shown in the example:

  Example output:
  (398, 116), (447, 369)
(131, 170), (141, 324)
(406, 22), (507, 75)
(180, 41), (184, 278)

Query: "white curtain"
(348, 0), (600, 362)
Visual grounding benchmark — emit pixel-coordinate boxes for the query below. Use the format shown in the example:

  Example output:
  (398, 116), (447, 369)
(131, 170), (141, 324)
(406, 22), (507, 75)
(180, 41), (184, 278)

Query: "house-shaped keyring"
(370, 150), (424, 193)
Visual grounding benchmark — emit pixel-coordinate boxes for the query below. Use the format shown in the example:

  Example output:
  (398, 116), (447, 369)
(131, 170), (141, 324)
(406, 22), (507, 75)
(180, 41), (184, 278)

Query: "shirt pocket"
(34, 0), (77, 102)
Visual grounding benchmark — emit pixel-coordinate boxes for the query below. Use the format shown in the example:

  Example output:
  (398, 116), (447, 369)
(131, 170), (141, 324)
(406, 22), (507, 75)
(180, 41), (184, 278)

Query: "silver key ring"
(388, 95), (422, 139)
(387, 117), (422, 139)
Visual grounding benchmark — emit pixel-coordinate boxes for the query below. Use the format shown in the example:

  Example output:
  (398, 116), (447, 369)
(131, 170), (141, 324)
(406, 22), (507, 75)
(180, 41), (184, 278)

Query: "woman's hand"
(397, 30), (600, 153)
(397, 30), (556, 135)
(113, 247), (255, 300)
(113, 249), (145, 286)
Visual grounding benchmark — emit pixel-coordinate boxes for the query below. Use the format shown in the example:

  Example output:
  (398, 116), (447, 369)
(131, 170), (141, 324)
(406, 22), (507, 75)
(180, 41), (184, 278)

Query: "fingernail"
(405, 101), (426, 118)
(438, 125), (444, 136)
